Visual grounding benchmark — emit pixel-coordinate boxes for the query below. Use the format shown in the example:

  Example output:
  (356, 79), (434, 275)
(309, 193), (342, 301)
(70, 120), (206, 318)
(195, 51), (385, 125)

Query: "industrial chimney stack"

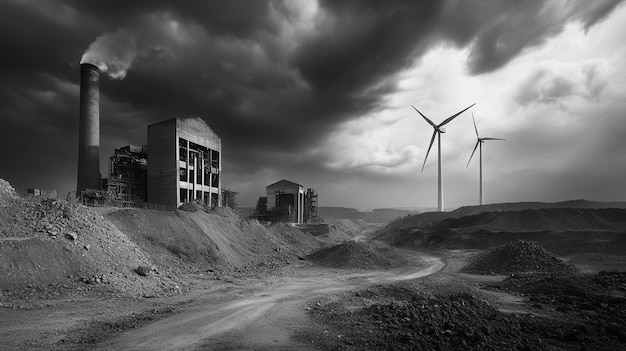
(76, 63), (101, 194)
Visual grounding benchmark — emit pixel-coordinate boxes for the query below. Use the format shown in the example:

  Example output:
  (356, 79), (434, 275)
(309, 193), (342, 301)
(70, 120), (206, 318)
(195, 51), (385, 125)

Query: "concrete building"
(266, 179), (306, 224)
(147, 117), (221, 209)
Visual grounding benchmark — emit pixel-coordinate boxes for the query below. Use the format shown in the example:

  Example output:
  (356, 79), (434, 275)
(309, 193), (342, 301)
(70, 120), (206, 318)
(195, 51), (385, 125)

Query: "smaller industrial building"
(265, 179), (318, 224)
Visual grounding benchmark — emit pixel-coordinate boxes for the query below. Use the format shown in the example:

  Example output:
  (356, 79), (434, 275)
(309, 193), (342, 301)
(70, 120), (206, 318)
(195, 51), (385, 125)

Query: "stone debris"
(135, 265), (153, 277)
(81, 274), (107, 285)
(66, 232), (78, 241)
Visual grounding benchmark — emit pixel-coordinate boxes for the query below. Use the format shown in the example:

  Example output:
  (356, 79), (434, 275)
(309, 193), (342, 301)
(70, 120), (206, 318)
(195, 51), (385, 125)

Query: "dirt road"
(94, 254), (444, 350)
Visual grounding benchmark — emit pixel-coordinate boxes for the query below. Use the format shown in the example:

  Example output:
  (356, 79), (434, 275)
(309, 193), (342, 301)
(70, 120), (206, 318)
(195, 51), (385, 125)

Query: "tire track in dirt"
(95, 254), (444, 350)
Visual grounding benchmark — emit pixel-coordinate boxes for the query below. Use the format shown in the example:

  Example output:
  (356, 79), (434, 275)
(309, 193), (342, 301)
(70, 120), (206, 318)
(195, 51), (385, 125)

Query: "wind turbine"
(412, 103), (475, 212)
(467, 113), (505, 205)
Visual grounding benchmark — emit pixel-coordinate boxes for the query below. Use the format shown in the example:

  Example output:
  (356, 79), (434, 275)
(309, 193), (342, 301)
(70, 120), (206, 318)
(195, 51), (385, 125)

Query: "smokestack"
(77, 63), (101, 194)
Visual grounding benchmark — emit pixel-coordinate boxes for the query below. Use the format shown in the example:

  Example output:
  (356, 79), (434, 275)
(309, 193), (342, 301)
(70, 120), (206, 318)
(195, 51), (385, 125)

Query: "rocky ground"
(300, 264), (626, 351)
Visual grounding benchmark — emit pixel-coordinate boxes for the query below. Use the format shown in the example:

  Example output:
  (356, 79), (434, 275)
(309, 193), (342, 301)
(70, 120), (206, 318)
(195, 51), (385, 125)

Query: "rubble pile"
(304, 283), (626, 350)
(463, 240), (576, 275)
(0, 179), (18, 206)
(306, 241), (399, 269)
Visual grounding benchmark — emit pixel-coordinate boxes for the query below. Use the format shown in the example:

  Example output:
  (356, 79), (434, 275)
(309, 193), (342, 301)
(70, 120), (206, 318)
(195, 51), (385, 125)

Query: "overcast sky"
(1, 0), (625, 210)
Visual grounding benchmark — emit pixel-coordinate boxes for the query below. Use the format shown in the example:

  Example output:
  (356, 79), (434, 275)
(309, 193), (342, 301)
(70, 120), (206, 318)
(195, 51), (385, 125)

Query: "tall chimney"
(77, 63), (100, 194)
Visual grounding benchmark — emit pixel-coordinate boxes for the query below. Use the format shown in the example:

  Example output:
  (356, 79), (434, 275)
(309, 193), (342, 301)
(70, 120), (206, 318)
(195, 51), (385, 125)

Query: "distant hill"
(373, 200), (626, 255)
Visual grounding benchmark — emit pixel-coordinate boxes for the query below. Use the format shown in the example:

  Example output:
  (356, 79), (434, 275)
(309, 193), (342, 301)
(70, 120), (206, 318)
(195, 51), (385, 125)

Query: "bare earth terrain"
(2, 179), (626, 350)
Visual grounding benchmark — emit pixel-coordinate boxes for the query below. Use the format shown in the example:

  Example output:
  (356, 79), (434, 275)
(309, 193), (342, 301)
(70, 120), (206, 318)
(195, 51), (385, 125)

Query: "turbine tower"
(412, 103), (475, 212)
(467, 113), (505, 205)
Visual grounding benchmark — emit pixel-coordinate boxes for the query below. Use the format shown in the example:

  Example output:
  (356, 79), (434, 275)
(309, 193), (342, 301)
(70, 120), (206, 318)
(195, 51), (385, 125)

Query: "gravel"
(302, 279), (626, 351)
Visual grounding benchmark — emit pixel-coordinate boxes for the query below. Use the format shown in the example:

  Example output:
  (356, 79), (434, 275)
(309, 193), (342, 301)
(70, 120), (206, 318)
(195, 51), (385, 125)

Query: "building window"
(211, 150), (219, 169)
(179, 138), (188, 162)
(204, 161), (211, 186)
(179, 189), (188, 203)
(211, 173), (219, 188)
(195, 190), (202, 201)
(189, 170), (195, 184)
(179, 168), (187, 182)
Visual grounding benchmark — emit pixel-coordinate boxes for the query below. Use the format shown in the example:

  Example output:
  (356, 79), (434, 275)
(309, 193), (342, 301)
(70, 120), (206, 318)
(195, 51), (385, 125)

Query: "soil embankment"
(0, 179), (322, 298)
(374, 205), (626, 254)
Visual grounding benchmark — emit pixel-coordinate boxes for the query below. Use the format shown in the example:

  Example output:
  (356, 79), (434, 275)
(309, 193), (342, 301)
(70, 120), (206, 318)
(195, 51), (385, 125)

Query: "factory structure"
(75, 63), (222, 209)
(75, 62), (316, 222)
(264, 179), (318, 224)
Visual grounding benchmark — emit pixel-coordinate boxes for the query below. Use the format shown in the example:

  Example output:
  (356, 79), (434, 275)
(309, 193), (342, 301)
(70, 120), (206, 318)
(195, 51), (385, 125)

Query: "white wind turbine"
(412, 103), (476, 212)
(467, 113), (505, 205)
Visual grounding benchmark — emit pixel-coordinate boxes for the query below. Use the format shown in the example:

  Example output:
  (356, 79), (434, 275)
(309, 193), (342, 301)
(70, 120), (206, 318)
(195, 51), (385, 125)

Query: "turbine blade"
(439, 102), (476, 127)
(482, 137), (505, 141)
(422, 130), (437, 172)
(467, 141), (479, 167)
(411, 105), (436, 128)
(472, 113), (479, 138)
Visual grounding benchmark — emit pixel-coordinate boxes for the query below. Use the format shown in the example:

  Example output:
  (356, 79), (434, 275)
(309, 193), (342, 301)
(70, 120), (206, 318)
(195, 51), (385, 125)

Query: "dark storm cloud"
(293, 1), (443, 94)
(440, 0), (624, 74)
(66, 0), (279, 39)
(0, 0), (623, 199)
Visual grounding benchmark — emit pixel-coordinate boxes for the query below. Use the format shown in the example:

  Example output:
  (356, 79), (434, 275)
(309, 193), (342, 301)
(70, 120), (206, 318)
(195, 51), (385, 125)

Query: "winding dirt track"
(95, 255), (444, 350)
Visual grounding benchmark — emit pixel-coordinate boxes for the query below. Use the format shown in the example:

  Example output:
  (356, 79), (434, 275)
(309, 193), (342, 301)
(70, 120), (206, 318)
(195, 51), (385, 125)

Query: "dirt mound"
(0, 194), (172, 297)
(306, 241), (398, 269)
(463, 240), (576, 275)
(106, 208), (321, 271)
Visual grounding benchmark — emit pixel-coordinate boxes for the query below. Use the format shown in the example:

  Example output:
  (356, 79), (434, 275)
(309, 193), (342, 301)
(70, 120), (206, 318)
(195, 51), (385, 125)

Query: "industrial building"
(75, 63), (222, 209)
(103, 145), (147, 205)
(265, 179), (318, 224)
(147, 117), (222, 209)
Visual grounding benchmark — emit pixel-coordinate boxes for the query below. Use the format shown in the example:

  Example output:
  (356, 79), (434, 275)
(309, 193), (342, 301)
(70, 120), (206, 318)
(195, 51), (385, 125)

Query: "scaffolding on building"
(305, 188), (319, 223)
(103, 145), (147, 206)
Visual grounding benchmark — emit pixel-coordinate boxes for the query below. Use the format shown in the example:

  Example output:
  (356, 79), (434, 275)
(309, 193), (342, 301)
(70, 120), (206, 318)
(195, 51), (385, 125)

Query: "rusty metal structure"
(103, 145), (147, 205)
